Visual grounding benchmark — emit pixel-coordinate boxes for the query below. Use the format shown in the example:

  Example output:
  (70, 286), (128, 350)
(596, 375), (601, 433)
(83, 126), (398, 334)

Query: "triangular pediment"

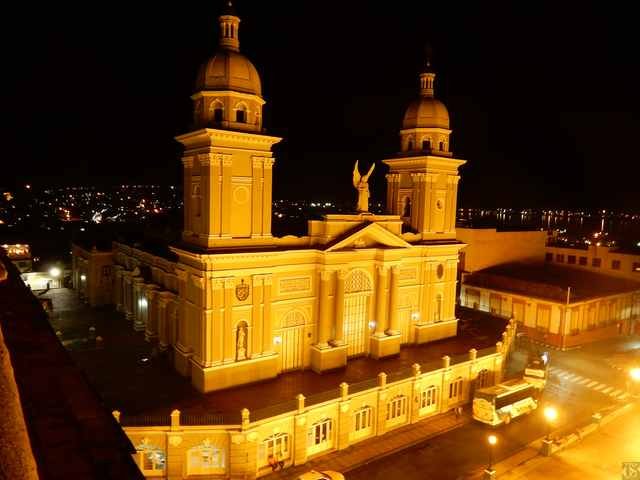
(324, 222), (412, 252)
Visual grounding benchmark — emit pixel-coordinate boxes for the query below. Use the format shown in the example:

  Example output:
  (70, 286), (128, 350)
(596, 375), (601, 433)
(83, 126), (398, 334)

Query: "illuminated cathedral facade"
(73, 5), (466, 393)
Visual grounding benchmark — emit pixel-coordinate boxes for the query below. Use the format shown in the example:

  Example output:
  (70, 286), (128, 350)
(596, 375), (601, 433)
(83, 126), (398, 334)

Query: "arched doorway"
(344, 270), (372, 357)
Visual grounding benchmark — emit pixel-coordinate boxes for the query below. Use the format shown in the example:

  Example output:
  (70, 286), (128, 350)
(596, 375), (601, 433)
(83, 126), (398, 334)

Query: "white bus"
(472, 378), (539, 426)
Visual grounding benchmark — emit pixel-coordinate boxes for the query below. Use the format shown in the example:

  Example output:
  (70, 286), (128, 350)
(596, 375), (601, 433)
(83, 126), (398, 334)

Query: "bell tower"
(177, 1), (282, 248)
(383, 52), (465, 241)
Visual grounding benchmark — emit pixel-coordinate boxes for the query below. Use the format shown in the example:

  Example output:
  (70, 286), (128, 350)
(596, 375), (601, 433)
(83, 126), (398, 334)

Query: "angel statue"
(352, 160), (375, 213)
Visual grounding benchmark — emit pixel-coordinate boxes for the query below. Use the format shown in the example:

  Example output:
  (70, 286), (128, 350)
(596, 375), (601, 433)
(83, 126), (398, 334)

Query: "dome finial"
(219, 0), (241, 52)
(424, 43), (434, 71)
(419, 44), (436, 97)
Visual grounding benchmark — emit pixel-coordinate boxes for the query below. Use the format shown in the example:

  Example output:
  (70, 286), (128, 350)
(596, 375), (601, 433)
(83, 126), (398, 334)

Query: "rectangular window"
(592, 258), (602, 268)
(556, 254), (565, 263)
(354, 407), (372, 432)
(567, 255), (576, 265)
(386, 396), (407, 421)
(260, 434), (289, 467)
(612, 260), (621, 270)
(545, 252), (553, 262)
(579, 256), (588, 266)
(449, 378), (464, 401)
(420, 386), (438, 409)
(307, 419), (332, 452)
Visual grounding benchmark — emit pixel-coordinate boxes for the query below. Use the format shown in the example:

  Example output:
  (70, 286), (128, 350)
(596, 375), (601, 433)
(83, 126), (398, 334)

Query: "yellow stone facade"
(119, 324), (515, 479)
(73, 7), (469, 394)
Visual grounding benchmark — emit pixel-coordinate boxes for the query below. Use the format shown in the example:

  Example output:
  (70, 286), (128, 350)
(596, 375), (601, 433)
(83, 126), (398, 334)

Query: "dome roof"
(195, 49), (262, 96)
(402, 96), (449, 129)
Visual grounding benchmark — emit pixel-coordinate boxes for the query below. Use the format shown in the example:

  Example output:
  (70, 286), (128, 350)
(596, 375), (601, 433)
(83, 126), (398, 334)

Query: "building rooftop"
(0, 257), (143, 480)
(464, 262), (640, 303)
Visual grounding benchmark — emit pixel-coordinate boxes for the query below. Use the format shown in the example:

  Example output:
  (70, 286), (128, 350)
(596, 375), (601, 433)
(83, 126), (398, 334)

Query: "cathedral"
(72, 4), (466, 393)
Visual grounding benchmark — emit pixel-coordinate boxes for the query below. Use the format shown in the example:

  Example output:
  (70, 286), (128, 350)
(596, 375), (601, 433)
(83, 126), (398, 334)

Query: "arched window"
(135, 440), (165, 474)
(402, 197), (411, 218)
(439, 141), (445, 151)
(353, 406), (373, 433)
(477, 369), (492, 389)
(235, 104), (247, 123)
(448, 376), (464, 402)
(192, 183), (201, 218)
(434, 294), (443, 322)
(420, 385), (438, 410)
(213, 107), (224, 123)
(386, 395), (407, 421)
(408, 140), (414, 151)
(422, 139), (431, 151)
(307, 418), (332, 454)
(187, 440), (225, 475)
(260, 433), (290, 467)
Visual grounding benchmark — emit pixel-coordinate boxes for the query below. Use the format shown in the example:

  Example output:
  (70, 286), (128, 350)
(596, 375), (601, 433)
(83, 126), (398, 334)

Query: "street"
(347, 337), (637, 480)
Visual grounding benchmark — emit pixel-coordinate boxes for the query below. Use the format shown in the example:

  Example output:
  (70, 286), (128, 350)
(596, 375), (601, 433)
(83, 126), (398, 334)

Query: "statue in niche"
(352, 160), (375, 213)
(236, 322), (248, 361)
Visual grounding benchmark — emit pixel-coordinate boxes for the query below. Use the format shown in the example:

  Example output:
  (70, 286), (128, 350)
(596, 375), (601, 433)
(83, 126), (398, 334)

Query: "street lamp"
(543, 406), (558, 442)
(49, 267), (61, 278)
(487, 434), (497, 470)
(629, 368), (640, 397)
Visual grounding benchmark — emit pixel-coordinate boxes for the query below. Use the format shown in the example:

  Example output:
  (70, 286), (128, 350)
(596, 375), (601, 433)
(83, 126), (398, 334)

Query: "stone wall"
(118, 321), (516, 479)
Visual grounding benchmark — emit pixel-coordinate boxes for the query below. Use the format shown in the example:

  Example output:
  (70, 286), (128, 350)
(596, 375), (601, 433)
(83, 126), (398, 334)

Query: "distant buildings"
(1, 243), (32, 273)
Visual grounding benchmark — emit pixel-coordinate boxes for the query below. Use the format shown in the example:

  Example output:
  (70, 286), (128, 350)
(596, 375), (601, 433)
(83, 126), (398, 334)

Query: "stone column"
(182, 157), (193, 235)
(132, 277), (145, 331)
(262, 275), (273, 354)
(262, 158), (274, 237)
(157, 294), (169, 351)
(252, 276), (264, 355)
(374, 266), (388, 336)
(223, 278), (235, 362)
(251, 157), (265, 238)
(317, 271), (331, 347)
(331, 270), (346, 346)
(221, 154), (233, 237)
(144, 285), (159, 341)
(387, 266), (400, 335)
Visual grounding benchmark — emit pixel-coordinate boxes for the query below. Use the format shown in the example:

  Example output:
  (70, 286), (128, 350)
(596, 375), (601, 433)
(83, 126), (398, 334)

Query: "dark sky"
(3, 1), (639, 209)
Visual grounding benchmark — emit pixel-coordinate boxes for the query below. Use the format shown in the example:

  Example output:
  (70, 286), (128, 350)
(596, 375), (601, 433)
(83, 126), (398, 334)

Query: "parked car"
(298, 470), (345, 480)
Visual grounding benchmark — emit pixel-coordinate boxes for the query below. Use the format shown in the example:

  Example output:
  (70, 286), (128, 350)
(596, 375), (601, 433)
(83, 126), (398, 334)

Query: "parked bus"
(472, 378), (539, 426)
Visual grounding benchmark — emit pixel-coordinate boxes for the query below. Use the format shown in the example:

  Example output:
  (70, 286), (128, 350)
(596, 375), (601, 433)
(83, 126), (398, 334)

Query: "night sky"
(3, 1), (639, 209)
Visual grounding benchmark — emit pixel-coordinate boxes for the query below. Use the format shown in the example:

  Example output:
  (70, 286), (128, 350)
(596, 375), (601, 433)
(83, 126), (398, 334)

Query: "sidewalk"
(488, 403), (640, 479)
(263, 410), (469, 480)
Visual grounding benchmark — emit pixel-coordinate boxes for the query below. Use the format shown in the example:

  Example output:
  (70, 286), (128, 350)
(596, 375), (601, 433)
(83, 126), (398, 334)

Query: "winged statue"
(352, 160), (375, 213)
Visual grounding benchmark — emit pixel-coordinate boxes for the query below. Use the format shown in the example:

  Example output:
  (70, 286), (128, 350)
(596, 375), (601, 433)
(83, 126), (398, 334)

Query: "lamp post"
(629, 368), (640, 397)
(483, 434), (498, 479)
(542, 406), (557, 456)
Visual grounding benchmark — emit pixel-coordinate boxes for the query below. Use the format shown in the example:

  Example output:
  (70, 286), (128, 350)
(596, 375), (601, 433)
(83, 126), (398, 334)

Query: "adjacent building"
(545, 243), (640, 282)
(460, 262), (640, 348)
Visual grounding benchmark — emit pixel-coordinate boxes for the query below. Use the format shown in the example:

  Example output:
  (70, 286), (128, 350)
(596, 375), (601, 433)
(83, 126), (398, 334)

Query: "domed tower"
(400, 54), (452, 156)
(176, 1), (282, 248)
(383, 51), (465, 240)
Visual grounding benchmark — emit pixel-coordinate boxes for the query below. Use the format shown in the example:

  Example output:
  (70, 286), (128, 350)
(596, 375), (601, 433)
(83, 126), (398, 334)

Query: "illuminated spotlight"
(630, 368), (640, 382)
(49, 267), (61, 278)
(273, 335), (283, 345)
(488, 434), (497, 446)
(368, 321), (377, 329)
(80, 274), (86, 281)
(544, 406), (558, 422)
